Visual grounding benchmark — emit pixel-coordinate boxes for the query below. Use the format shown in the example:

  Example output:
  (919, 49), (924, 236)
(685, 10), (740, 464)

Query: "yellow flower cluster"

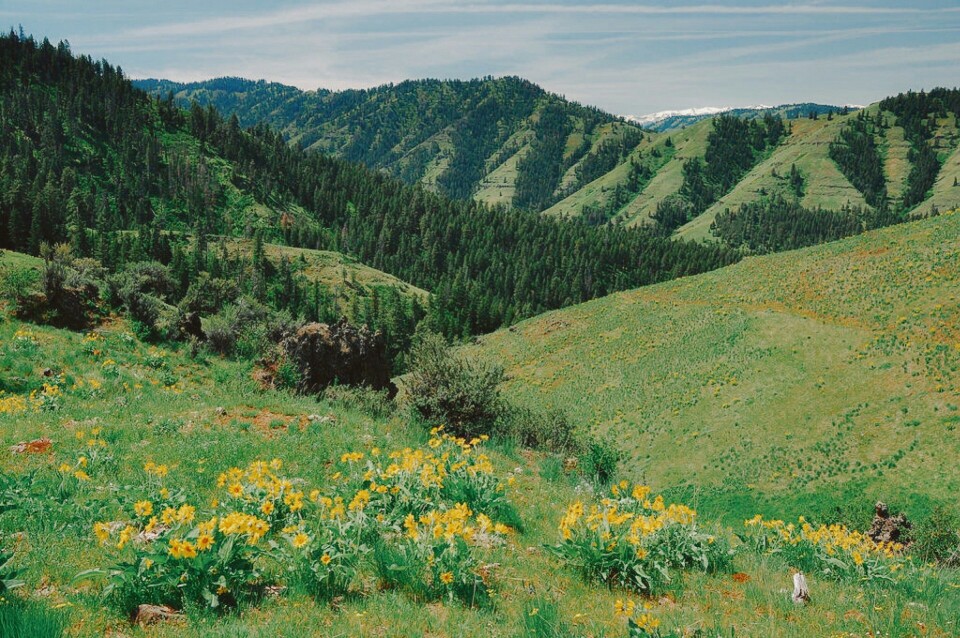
(560, 481), (701, 552)
(217, 459), (304, 516)
(346, 427), (495, 498)
(219, 511), (271, 544)
(0, 392), (27, 415)
(402, 503), (510, 544)
(744, 514), (904, 563)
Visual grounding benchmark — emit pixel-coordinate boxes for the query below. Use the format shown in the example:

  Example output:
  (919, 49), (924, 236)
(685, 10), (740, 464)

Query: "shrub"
(321, 384), (394, 419)
(405, 331), (504, 438)
(741, 514), (909, 582)
(911, 507), (960, 565)
(0, 264), (40, 304)
(548, 482), (731, 595)
(580, 435), (621, 485)
(496, 406), (583, 455)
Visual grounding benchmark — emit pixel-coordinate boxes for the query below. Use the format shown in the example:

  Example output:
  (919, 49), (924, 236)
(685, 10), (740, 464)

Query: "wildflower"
(227, 483), (244, 498)
(168, 538), (198, 559)
(133, 500), (153, 517)
(74, 470), (90, 481)
(633, 613), (660, 631)
(175, 504), (195, 523)
(439, 571), (454, 584)
(93, 522), (111, 545)
(320, 553), (332, 565)
(197, 534), (215, 551)
(260, 500), (275, 516)
(291, 532), (310, 549)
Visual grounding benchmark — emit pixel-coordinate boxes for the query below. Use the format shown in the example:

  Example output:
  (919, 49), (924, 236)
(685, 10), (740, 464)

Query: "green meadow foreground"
(3, 212), (960, 637)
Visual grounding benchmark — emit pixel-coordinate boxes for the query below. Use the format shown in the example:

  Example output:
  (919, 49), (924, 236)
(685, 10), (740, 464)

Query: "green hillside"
(469, 208), (960, 516)
(4, 214), (960, 638)
(675, 114), (870, 241)
(135, 77), (645, 212)
(2, 34), (735, 343)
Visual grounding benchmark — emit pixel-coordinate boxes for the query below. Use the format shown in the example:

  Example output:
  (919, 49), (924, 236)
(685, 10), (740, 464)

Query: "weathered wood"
(792, 572), (810, 604)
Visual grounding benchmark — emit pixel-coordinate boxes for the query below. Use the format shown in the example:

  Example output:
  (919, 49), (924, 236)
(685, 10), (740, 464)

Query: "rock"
(307, 414), (335, 424)
(868, 501), (911, 544)
(277, 318), (396, 397)
(133, 604), (183, 625)
(215, 407), (227, 417)
(10, 438), (52, 454)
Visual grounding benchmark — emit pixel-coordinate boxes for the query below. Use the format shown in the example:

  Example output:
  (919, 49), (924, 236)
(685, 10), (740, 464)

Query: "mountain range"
(137, 77), (960, 252)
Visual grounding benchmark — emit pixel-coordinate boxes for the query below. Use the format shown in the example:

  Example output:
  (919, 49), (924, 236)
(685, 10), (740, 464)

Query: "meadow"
(2, 213), (960, 637)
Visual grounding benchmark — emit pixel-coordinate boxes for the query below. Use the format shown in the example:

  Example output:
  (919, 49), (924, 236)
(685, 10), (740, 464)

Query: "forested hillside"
(1, 33), (735, 346)
(135, 76), (646, 212)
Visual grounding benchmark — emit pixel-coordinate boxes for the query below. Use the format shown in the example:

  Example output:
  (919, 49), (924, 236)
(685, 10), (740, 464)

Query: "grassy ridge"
(470, 209), (960, 521)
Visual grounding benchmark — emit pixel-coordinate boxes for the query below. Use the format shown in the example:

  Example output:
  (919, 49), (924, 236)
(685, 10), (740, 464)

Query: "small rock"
(133, 604), (183, 625)
(10, 438), (52, 455)
(215, 407), (227, 417)
(264, 585), (287, 598)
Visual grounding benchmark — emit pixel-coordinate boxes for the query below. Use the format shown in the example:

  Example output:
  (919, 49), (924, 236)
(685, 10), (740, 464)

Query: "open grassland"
(470, 209), (960, 523)
(881, 118), (912, 205)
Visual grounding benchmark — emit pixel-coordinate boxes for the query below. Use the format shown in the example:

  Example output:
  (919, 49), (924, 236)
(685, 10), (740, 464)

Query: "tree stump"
(792, 572), (810, 604)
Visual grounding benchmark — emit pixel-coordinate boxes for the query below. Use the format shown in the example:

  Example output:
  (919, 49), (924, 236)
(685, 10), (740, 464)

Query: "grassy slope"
(1, 305), (959, 637)
(220, 238), (428, 300)
(619, 121), (714, 226)
(469, 209), (960, 519)
(541, 129), (664, 220)
(882, 116), (912, 205)
(4, 220), (960, 636)
(675, 114), (870, 242)
(910, 113), (960, 218)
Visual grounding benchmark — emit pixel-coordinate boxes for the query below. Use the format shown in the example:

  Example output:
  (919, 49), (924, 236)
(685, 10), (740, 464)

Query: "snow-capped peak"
(624, 106), (730, 126)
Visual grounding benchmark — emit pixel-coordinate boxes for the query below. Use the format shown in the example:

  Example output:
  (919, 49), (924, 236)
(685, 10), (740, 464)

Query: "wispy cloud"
(13, 0), (960, 114)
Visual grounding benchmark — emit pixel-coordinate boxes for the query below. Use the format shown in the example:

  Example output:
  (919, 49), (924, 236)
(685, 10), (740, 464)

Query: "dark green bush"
(580, 435), (621, 485)
(404, 332), (504, 438)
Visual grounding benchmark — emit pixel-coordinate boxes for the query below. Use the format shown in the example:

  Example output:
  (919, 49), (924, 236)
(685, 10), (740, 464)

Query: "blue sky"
(4, 1), (960, 116)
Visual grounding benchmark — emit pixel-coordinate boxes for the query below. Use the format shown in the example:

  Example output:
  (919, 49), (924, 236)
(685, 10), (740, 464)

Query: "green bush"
(404, 332), (504, 438)
(321, 384), (394, 419)
(912, 507), (960, 565)
(580, 435), (621, 485)
(496, 406), (583, 455)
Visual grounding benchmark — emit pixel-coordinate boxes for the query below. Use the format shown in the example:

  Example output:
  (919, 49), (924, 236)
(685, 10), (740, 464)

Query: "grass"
(469, 208), (960, 521)
(217, 237), (428, 308)
(3, 213), (960, 636)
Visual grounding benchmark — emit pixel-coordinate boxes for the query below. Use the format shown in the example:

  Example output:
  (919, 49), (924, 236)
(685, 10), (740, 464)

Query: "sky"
(3, 1), (960, 117)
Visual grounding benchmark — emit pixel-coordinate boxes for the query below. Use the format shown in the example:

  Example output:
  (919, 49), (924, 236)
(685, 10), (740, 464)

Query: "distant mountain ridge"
(627, 103), (854, 132)
(134, 76), (644, 212)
